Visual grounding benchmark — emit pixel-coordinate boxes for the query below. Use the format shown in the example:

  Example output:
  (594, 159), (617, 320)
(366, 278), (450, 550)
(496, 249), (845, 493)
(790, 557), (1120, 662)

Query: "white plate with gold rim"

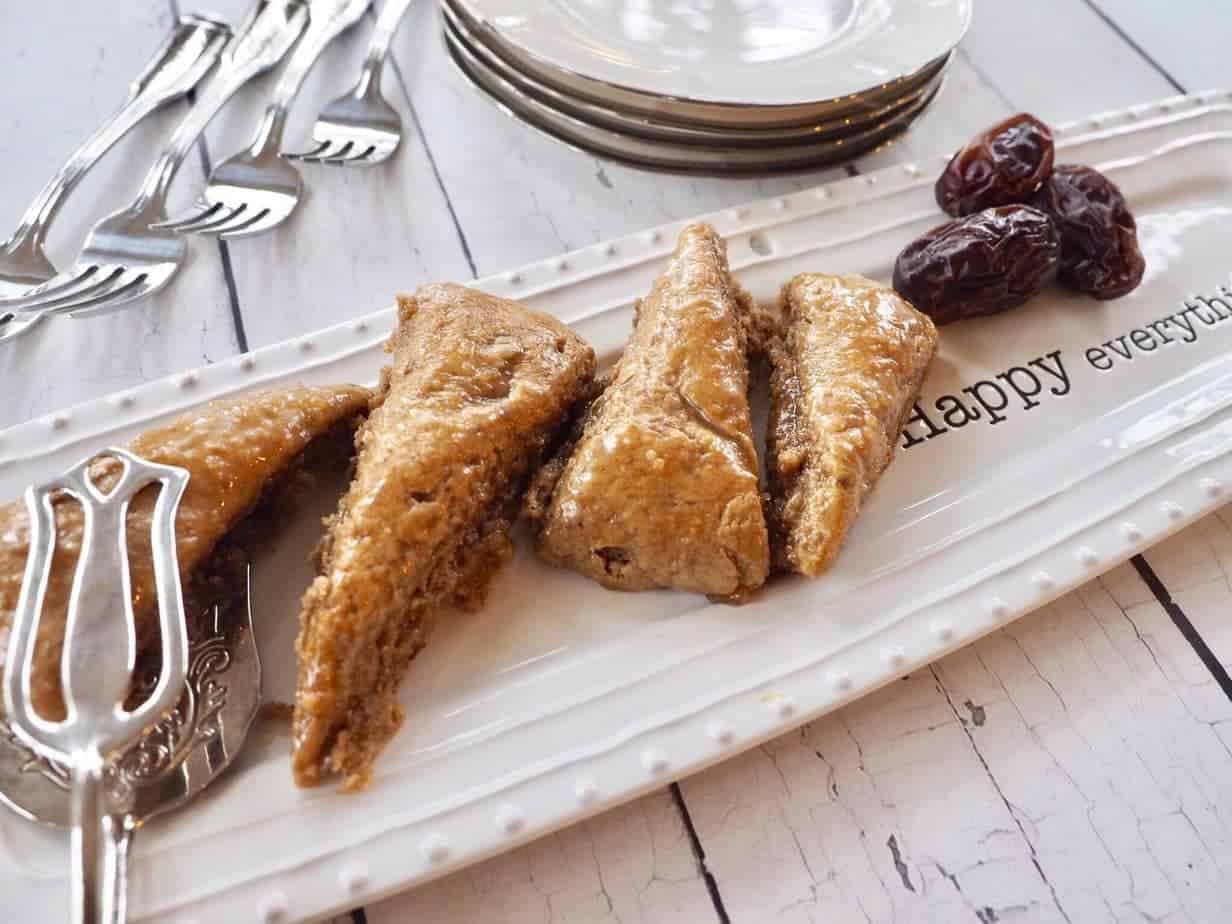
(444, 22), (945, 173)
(3, 92), (1232, 923)
(443, 0), (951, 131)
(442, 0), (951, 148)
(449, 0), (970, 126)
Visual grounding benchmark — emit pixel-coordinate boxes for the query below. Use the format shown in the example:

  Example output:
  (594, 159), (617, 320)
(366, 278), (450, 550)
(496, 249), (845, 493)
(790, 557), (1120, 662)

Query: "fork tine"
(216, 207), (282, 240)
(152, 202), (227, 232)
(0, 266), (99, 309)
(3, 267), (123, 314)
(325, 144), (377, 165)
(298, 141), (354, 164)
(57, 275), (154, 319)
(321, 141), (355, 163)
(282, 140), (333, 161)
(170, 204), (249, 235)
(366, 143), (400, 164)
(33, 272), (144, 318)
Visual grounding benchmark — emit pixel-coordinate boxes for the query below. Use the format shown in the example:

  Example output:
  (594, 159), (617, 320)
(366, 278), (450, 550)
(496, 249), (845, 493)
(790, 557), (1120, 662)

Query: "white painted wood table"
(3, 2), (1230, 921)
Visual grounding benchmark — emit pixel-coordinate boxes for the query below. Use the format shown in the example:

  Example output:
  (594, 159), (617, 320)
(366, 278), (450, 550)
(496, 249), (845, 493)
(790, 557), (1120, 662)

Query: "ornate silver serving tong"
(1, 448), (241, 923)
(0, 584), (261, 923)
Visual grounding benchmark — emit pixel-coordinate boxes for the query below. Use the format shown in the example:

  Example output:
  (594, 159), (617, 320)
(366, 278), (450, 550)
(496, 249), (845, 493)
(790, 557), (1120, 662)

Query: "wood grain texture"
(393, 1), (863, 272)
(680, 570), (1232, 923)
(0, 0), (241, 429)
(1143, 511), (1232, 679)
(1084, 0), (1218, 93)
(4, 1), (1232, 922)
(366, 790), (719, 924)
(190, 0), (475, 348)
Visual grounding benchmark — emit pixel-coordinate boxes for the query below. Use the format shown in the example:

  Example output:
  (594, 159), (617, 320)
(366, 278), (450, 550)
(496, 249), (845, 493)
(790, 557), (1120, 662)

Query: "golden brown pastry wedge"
(0, 385), (371, 720)
(766, 273), (938, 576)
(292, 285), (596, 790)
(527, 223), (769, 598)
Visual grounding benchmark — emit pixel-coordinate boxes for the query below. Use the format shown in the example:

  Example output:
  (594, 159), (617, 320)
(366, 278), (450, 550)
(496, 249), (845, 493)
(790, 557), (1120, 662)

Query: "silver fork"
(0, 15), (231, 344)
(283, 0), (416, 165)
(157, 0), (373, 240)
(0, 0), (309, 321)
(4, 448), (192, 924)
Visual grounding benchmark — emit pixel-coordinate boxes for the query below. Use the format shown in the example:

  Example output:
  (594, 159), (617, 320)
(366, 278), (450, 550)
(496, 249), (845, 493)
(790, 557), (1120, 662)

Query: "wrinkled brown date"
(935, 113), (1055, 216)
(893, 205), (1061, 325)
(1030, 164), (1145, 299)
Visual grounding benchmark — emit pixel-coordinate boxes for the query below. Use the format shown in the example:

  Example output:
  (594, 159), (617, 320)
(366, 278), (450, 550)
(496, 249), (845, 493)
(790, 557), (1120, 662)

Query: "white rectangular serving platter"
(4, 91), (1232, 923)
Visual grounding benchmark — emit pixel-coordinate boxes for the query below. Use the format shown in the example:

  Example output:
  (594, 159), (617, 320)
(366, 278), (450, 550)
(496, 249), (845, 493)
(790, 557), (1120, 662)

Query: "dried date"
(935, 113), (1055, 216)
(1030, 164), (1145, 299)
(893, 205), (1061, 325)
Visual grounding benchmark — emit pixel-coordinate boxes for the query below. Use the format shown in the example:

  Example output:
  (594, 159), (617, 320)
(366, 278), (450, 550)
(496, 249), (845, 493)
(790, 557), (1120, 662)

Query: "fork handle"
(357, 0), (415, 93)
(4, 16), (230, 256)
(252, 0), (373, 152)
(69, 757), (119, 924)
(134, 0), (310, 212)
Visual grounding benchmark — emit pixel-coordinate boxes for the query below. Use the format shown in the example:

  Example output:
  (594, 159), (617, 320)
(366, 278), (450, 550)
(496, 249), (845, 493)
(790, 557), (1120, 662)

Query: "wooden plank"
(0, 0), (241, 428)
(190, 0), (474, 349)
(366, 790), (720, 924)
(1142, 510), (1232, 680)
(956, 0), (1176, 122)
(680, 569), (1232, 922)
(390, 4), (1009, 275)
(1085, 1), (1222, 93)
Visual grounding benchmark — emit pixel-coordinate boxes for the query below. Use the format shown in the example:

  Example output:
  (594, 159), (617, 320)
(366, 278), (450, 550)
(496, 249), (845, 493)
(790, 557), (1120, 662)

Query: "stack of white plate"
(441, 0), (972, 173)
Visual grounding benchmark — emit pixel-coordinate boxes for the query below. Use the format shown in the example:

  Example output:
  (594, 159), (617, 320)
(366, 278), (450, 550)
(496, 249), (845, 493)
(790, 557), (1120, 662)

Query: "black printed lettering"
(1130, 328), (1159, 351)
(1187, 301), (1219, 326)
(1146, 319), (1175, 344)
(1086, 346), (1114, 371)
(936, 394), (981, 428)
(995, 366), (1043, 411)
(1029, 351), (1071, 396)
(900, 402), (947, 449)
(1103, 335), (1134, 361)
(961, 381), (1010, 425)
(1169, 311), (1198, 343)
(1197, 294), (1232, 319)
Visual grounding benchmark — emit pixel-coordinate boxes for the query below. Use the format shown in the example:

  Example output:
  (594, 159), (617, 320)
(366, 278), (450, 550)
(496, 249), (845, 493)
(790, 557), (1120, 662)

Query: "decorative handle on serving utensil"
(3, 449), (190, 924)
(3, 15), (231, 258)
(133, 0), (310, 214)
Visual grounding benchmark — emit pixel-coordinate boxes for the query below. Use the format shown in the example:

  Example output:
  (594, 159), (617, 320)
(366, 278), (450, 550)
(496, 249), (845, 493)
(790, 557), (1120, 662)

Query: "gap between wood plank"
(1050, 5), (1232, 711)
(875, 18), (1232, 716)
(384, 16), (478, 279)
(1131, 555), (1232, 699)
(192, 137), (250, 353)
(166, 0), (250, 354)
(670, 782), (732, 924)
(1080, 0), (1187, 93)
(382, 10), (726, 921)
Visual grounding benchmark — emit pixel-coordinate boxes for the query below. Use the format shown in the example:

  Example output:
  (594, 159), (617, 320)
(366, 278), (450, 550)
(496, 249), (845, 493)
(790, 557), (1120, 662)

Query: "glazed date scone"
(292, 285), (596, 790)
(766, 273), (938, 576)
(528, 223), (770, 598)
(0, 385), (371, 720)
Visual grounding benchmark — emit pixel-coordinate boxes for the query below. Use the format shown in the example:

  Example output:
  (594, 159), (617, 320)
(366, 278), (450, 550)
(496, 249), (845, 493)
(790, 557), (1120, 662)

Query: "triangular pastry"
(766, 273), (938, 576)
(0, 384), (371, 720)
(527, 223), (769, 598)
(293, 285), (596, 789)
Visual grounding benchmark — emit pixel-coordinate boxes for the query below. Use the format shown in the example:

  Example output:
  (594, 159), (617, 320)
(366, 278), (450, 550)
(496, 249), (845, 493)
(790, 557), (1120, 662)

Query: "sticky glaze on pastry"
(527, 223), (769, 599)
(292, 284), (596, 790)
(0, 385), (371, 720)
(766, 273), (938, 576)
